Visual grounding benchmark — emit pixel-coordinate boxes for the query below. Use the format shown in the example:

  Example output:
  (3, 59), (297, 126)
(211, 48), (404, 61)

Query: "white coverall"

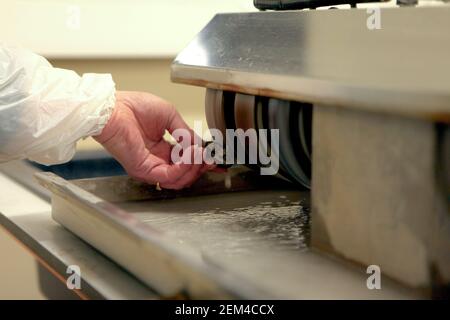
(0, 44), (116, 165)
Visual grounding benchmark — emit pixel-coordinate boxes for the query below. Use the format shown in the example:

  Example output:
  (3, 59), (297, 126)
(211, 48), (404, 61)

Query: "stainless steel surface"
(0, 149), (125, 201)
(0, 161), (51, 200)
(172, 7), (450, 122)
(38, 168), (301, 299)
(0, 173), (156, 299)
(36, 169), (419, 299)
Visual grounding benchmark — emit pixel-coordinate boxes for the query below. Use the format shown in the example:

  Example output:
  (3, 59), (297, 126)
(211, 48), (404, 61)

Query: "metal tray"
(36, 167), (416, 299)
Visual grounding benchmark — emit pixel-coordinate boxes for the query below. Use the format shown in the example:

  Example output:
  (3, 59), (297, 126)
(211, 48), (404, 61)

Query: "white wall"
(0, 0), (256, 58)
(2, 0), (445, 58)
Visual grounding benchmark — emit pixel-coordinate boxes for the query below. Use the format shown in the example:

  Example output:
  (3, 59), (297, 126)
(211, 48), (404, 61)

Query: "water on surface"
(118, 190), (310, 259)
(113, 190), (416, 299)
(117, 190), (313, 297)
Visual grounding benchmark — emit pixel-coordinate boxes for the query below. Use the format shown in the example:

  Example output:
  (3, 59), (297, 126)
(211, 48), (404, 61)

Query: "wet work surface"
(36, 170), (418, 299)
(119, 190), (314, 298)
(116, 191), (411, 299)
(121, 191), (310, 256)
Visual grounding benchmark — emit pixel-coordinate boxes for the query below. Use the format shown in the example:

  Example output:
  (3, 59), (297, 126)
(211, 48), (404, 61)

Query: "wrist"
(93, 91), (118, 143)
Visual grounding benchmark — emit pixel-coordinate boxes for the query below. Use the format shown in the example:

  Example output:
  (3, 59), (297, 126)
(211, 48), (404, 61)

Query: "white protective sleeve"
(0, 44), (116, 165)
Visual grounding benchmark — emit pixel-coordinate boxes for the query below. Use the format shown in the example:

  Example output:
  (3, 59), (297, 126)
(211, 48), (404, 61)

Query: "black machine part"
(254, 0), (384, 10)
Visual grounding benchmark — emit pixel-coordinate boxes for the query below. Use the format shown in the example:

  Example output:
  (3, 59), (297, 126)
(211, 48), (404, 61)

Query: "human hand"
(94, 91), (213, 189)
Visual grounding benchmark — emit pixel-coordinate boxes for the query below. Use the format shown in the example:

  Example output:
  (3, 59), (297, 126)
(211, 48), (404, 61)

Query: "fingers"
(136, 155), (191, 185)
(137, 145), (215, 190)
(160, 163), (204, 190)
(135, 92), (206, 152)
(167, 107), (202, 146)
(145, 138), (172, 163)
(156, 146), (205, 189)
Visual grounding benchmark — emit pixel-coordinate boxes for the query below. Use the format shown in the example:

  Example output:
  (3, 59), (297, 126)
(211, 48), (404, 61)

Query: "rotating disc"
(289, 103), (311, 183)
(269, 98), (310, 188)
(298, 107), (311, 161)
(256, 97), (269, 164)
(205, 89), (227, 136)
(205, 89), (236, 165)
(256, 97), (291, 182)
(267, 99), (293, 183)
(234, 93), (258, 165)
(300, 104), (312, 160)
(234, 93), (256, 131)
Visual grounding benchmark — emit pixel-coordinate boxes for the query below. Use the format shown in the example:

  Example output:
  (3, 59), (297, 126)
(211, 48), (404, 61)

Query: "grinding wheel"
(289, 103), (311, 184)
(298, 108), (309, 159)
(255, 97), (269, 164)
(234, 93), (258, 165)
(205, 89), (227, 136)
(256, 97), (291, 182)
(205, 89), (236, 165)
(268, 98), (310, 188)
(267, 99), (293, 183)
(299, 104), (312, 160)
(234, 93), (256, 131)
